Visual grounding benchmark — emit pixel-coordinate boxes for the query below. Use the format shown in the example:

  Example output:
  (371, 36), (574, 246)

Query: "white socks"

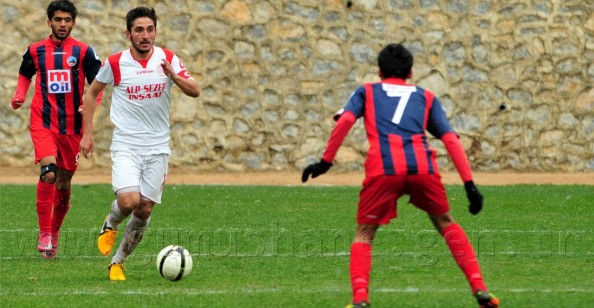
(111, 214), (150, 264)
(106, 200), (126, 230)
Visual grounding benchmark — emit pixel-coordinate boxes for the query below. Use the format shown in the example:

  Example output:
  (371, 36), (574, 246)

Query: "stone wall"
(1, 0), (592, 172)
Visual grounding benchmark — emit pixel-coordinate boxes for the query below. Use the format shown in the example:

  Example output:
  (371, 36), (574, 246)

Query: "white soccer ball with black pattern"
(156, 245), (193, 281)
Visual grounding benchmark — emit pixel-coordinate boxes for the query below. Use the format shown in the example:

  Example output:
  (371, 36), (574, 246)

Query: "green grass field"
(0, 183), (592, 307)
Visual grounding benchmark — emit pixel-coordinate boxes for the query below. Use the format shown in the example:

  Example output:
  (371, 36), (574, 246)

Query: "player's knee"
(354, 224), (379, 243)
(41, 173), (56, 183)
(118, 199), (140, 213)
(54, 172), (74, 189)
(40, 163), (59, 183)
(55, 176), (72, 190)
(135, 199), (154, 219)
(116, 189), (141, 207)
(55, 183), (71, 190)
(430, 212), (455, 232)
(134, 207), (152, 220)
(439, 213), (455, 224)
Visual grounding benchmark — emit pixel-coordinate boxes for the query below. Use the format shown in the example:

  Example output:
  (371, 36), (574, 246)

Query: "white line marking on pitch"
(1, 228), (591, 233)
(2, 287), (593, 297)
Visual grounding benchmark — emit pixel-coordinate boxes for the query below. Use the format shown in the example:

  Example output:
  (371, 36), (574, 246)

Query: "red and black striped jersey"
(323, 78), (457, 178)
(18, 35), (101, 135)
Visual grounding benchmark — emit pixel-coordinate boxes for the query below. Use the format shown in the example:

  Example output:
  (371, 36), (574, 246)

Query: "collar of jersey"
(129, 47), (155, 68)
(47, 34), (72, 47)
(382, 77), (407, 85)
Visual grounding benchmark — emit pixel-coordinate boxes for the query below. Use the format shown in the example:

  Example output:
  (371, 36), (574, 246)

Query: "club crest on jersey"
(47, 69), (72, 94)
(67, 56), (78, 67)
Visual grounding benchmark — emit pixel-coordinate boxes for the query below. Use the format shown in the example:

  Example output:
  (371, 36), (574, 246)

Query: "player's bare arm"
(80, 80), (108, 158)
(160, 58), (200, 98)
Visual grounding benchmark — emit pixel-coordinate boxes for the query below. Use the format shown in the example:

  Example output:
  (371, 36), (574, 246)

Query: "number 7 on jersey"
(382, 84), (416, 125)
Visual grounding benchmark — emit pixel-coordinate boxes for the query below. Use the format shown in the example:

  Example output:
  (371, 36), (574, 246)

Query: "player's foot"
(475, 289), (499, 308)
(42, 232), (60, 259)
(37, 233), (52, 252)
(41, 248), (57, 259)
(98, 216), (118, 256)
(109, 263), (126, 281)
(345, 301), (370, 308)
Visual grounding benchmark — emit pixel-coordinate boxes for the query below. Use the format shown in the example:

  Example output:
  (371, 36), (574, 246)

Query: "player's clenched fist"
(11, 98), (24, 110)
(301, 159), (333, 183)
(464, 181), (484, 215)
(161, 58), (175, 78)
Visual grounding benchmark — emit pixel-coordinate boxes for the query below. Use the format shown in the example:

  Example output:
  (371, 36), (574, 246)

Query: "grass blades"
(0, 184), (592, 307)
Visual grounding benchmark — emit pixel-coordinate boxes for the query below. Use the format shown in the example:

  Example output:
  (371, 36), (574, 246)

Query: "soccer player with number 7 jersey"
(302, 43), (499, 308)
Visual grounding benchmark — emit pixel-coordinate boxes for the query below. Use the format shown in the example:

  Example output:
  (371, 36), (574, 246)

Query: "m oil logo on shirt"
(47, 69), (72, 94)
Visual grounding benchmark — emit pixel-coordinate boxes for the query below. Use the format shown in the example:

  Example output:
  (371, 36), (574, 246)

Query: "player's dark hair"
(377, 43), (414, 79)
(126, 7), (157, 32)
(47, 0), (78, 21)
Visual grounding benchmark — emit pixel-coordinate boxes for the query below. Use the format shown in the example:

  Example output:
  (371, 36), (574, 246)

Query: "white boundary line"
(3, 250), (593, 260)
(1, 228), (590, 233)
(1, 286), (593, 297)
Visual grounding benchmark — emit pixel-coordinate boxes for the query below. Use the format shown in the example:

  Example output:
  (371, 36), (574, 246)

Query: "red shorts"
(30, 128), (81, 172)
(357, 174), (450, 225)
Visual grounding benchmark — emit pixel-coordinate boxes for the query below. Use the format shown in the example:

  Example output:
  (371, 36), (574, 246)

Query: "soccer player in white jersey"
(80, 7), (200, 281)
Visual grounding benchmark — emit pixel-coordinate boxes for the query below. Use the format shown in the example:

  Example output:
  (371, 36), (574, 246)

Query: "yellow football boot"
(98, 216), (118, 256)
(109, 263), (126, 281)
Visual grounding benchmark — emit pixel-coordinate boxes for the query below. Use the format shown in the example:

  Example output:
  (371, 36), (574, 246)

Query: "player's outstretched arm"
(80, 80), (107, 159)
(301, 111), (357, 183)
(441, 132), (484, 215)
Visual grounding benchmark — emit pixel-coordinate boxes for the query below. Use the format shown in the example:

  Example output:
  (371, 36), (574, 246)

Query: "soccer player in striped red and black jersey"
(10, 0), (101, 259)
(302, 44), (499, 308)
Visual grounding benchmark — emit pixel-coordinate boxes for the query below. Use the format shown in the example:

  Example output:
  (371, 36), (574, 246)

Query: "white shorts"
(111, 150), (169, 204)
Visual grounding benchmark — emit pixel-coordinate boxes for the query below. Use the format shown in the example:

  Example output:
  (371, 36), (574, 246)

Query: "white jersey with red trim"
(95, 47), (192, 154)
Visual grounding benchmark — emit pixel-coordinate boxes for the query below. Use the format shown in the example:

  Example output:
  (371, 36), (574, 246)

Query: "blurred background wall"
(1, 0), (592, 172)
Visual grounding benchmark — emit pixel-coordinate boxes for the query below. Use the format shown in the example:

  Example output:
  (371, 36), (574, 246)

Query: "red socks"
(36, 182), (71, 237)
(349, 242), (372, 303)
(441, 223), (487, 293)
(36, 181), (55, 235)
(52, 187), (71, 235)
(348, 224), (485, 303)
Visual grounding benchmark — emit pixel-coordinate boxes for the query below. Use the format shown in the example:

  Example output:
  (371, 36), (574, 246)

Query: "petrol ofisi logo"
(47, 69), (72, 94)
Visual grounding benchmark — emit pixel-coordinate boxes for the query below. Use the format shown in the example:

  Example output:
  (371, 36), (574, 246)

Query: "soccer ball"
(156, 245), (193, 281)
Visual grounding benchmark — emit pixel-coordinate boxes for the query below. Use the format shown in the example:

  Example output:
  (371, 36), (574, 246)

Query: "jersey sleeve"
(441, 132), (473, 182)
(171, 54), (193, 80)
(322, 111), (357, 163)
(83, 45), (102, 84)
(95, 57), (114, 85)
(18, 47), (36, 79)
(334, 86), (365, 121)
(426, 96), (455, 138)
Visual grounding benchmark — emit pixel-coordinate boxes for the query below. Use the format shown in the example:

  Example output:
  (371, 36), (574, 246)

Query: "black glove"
(464, 181), (484, 215)
(301, 159), (333, 183)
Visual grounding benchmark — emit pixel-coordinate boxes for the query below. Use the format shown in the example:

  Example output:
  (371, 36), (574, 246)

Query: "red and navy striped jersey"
(18, 35), (101, 135)
(331, 78), (455, 178)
